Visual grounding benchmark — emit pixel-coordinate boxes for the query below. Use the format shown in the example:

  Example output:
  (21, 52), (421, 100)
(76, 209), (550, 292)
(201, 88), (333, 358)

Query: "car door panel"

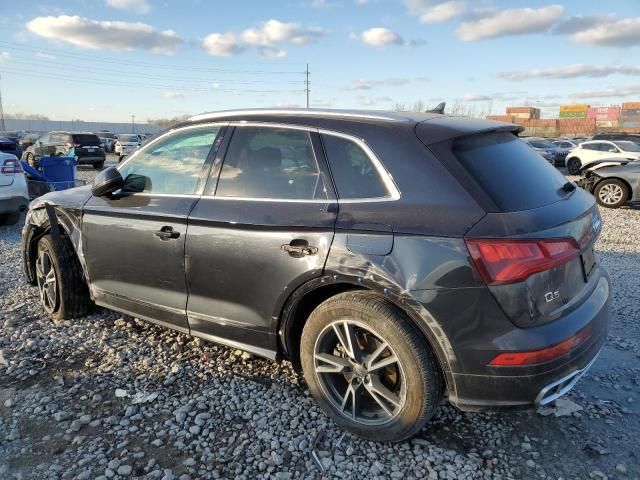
(83, 195), (196, 331)
(81, 124), (225, 332)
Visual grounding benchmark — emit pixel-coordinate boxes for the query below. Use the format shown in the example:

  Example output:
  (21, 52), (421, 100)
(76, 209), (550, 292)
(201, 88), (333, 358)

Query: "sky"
(0, 0), (639, 122)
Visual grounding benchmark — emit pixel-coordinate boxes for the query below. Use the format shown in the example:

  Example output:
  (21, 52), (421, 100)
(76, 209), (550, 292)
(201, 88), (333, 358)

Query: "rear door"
(185, 124), (337, 356)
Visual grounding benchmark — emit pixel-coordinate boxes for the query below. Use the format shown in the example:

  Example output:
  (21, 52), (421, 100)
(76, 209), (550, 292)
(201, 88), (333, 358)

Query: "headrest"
(251, 147), (281, 170)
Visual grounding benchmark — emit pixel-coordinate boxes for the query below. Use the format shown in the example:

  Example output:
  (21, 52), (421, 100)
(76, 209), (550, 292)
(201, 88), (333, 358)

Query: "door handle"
(155, 226), (180, 240)
(281, 241), (318, 257)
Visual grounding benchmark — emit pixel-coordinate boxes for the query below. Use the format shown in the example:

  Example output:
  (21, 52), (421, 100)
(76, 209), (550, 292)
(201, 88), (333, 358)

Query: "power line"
(305, 63), (310, 109)
(0, 41), (305, 75)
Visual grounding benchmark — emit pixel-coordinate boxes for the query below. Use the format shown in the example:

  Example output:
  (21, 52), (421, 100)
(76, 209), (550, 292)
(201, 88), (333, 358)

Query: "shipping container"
(621, 108), (640, 116)
(486, 115), (515, 122)
(595, 121), (618, 128)
(506, 106), (540, 119)
(621, 121), (640, 128)
(560, 104), (590, 113)
(587, 106), (620, 120)
(559, 111), (587, 118)
(621, 102), (640, 110)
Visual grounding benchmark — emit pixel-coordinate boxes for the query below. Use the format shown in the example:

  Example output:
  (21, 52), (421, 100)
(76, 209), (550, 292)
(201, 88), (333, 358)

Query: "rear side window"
(452, 132), (567, 212)
(215, 127), (328, 200)
(321, 134), (389, 199)
(73, 134), (101, 146)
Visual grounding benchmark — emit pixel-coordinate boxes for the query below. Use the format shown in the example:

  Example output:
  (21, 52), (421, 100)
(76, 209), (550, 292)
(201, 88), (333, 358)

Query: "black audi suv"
(22, 109), (610, 442)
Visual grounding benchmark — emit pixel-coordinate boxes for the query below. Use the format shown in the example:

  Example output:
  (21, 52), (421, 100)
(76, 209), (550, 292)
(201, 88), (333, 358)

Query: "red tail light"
(489, 324), (592, 366)
(465, 238), (580, 285)
(1, 158), (23, 174)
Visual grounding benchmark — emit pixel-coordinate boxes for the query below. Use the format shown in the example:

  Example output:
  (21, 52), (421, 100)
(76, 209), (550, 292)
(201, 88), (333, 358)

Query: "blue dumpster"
(38, 156), (77, 191)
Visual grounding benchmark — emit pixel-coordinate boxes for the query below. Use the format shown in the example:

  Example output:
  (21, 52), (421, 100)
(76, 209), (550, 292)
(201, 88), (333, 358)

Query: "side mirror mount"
(92, 167), (124, 197)
(609, 148), (618, 153)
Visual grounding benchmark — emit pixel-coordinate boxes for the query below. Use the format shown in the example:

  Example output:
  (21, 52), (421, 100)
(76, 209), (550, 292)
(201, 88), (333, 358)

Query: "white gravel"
(0, 163), (638, 479)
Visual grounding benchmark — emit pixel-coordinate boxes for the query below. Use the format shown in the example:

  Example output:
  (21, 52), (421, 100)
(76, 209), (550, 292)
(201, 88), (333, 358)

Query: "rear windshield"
(72, 134), (101, 146)
(452, 132), (567, 212)
(119, 134), (139, 142)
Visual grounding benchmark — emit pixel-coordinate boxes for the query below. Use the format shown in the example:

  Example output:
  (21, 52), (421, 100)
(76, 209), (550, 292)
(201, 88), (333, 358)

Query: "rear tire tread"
(301, 291), (443, 442)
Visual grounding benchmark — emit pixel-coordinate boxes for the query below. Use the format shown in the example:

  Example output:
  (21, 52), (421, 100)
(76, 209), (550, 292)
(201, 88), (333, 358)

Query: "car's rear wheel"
(0, 213), (20, 226)
(567, 157), (581, 175)
(594, 179), (629, 208)
(36, 233), (92, 320)
(300, 291), (443, 442)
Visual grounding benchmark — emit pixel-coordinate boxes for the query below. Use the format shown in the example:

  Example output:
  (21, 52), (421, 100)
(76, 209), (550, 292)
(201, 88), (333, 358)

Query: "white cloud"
(26, 16), (182, 54)
(357, 95), (394, 106)
(257, 46), (287, 58)
(462, 93), (493, 102)
(346, 77), (411, 90)
(570, 18), (640, 47)
(35, 52), (56, 60)
(201, 33), (244, 56)
(361, 27), (404, 46)
(405, 0), (467, 24)
(456, 5), (564, 42)
(241, 19), (324, 47)
(105, 0), (150, 14)
(354, 0), (368, 4)
(161, 91), (184, 100)
(497, 64), (640, 81)
(0, 51), (11, 62)
(570, 84), (640, 99)
(202, 19), (324, 57)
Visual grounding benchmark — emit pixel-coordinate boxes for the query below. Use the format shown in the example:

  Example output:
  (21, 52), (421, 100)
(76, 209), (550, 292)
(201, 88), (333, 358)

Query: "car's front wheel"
(36, 233), (92, 320)
(567, 157), (581, 175)
(594, 179), (629, 208)
(300, 291), (443, 442)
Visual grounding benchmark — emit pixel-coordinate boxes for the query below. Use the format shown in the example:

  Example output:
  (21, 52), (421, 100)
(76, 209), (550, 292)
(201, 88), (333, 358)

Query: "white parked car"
(520, 138), (557, 165)
(114, 134), (143, 161)
(0, 152), (29, 225)
(566, 140), (640, 174)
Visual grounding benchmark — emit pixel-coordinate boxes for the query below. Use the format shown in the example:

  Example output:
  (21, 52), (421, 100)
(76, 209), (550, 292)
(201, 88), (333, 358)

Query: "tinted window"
(118, 126), (219, 195)
(614, 141), (640, 152)
(72, 134), (100, 146)
(452, 132), (567, 212)
(582, 143), (599, 151)
(321, 134), (388, 199)
(216, 127), (327, 200)
(119, 134), (140, 143)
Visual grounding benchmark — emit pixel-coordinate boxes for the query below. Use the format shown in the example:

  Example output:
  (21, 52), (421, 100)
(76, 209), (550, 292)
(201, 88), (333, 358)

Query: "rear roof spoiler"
(426, 102), (446, 114)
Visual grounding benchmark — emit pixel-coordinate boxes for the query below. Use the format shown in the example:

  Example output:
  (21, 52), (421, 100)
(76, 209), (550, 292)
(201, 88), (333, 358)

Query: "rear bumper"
(448, 269), (610, 410)
(0, 195), (30, 214)
(76, 155), (105, 165)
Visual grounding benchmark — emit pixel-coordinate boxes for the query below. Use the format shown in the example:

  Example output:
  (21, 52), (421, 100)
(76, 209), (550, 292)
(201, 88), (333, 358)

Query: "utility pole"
(131, 114), (135, 133)
(0, 74), (5, 131)
(305, 64), (310, 108)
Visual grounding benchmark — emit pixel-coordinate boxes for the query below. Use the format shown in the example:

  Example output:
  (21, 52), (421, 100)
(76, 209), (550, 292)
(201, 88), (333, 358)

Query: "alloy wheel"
(36, 250), (58, 314)
(313, 320), (406, 425)
(598, 183), (624, 205)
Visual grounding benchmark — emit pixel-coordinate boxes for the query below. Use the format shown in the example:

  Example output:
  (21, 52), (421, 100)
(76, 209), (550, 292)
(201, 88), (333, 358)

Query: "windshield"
(614, 141), (640, 152)
(529, 139), (555, 149)
(119, 135), (139, 142)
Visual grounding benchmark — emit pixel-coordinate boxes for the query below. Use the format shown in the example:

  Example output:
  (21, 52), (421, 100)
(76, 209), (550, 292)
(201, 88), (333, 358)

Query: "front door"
(82, 124), (225, 332)
(186, 125), (337, 356)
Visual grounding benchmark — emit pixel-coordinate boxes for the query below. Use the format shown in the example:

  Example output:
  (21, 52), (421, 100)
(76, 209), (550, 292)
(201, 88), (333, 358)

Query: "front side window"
(614, 141), (640, 152)
(215, 127), (328, 200)
(118, 126), (219, 195)
(321, 134), (389, 199)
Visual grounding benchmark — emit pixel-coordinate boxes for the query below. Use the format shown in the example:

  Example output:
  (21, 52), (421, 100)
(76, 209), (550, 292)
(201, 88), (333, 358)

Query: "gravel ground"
(1, 160), (638, 480)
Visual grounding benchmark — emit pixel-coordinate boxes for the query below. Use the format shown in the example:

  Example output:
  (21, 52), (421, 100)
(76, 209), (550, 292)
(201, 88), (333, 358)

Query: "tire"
(35, 233), (92, 320)
(300, 291), (443, 442)
(594, 179), (629, 209)
(567, 157), (581, 175)
(0, 212), (20, 226)
(93, 161), (105, 170)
